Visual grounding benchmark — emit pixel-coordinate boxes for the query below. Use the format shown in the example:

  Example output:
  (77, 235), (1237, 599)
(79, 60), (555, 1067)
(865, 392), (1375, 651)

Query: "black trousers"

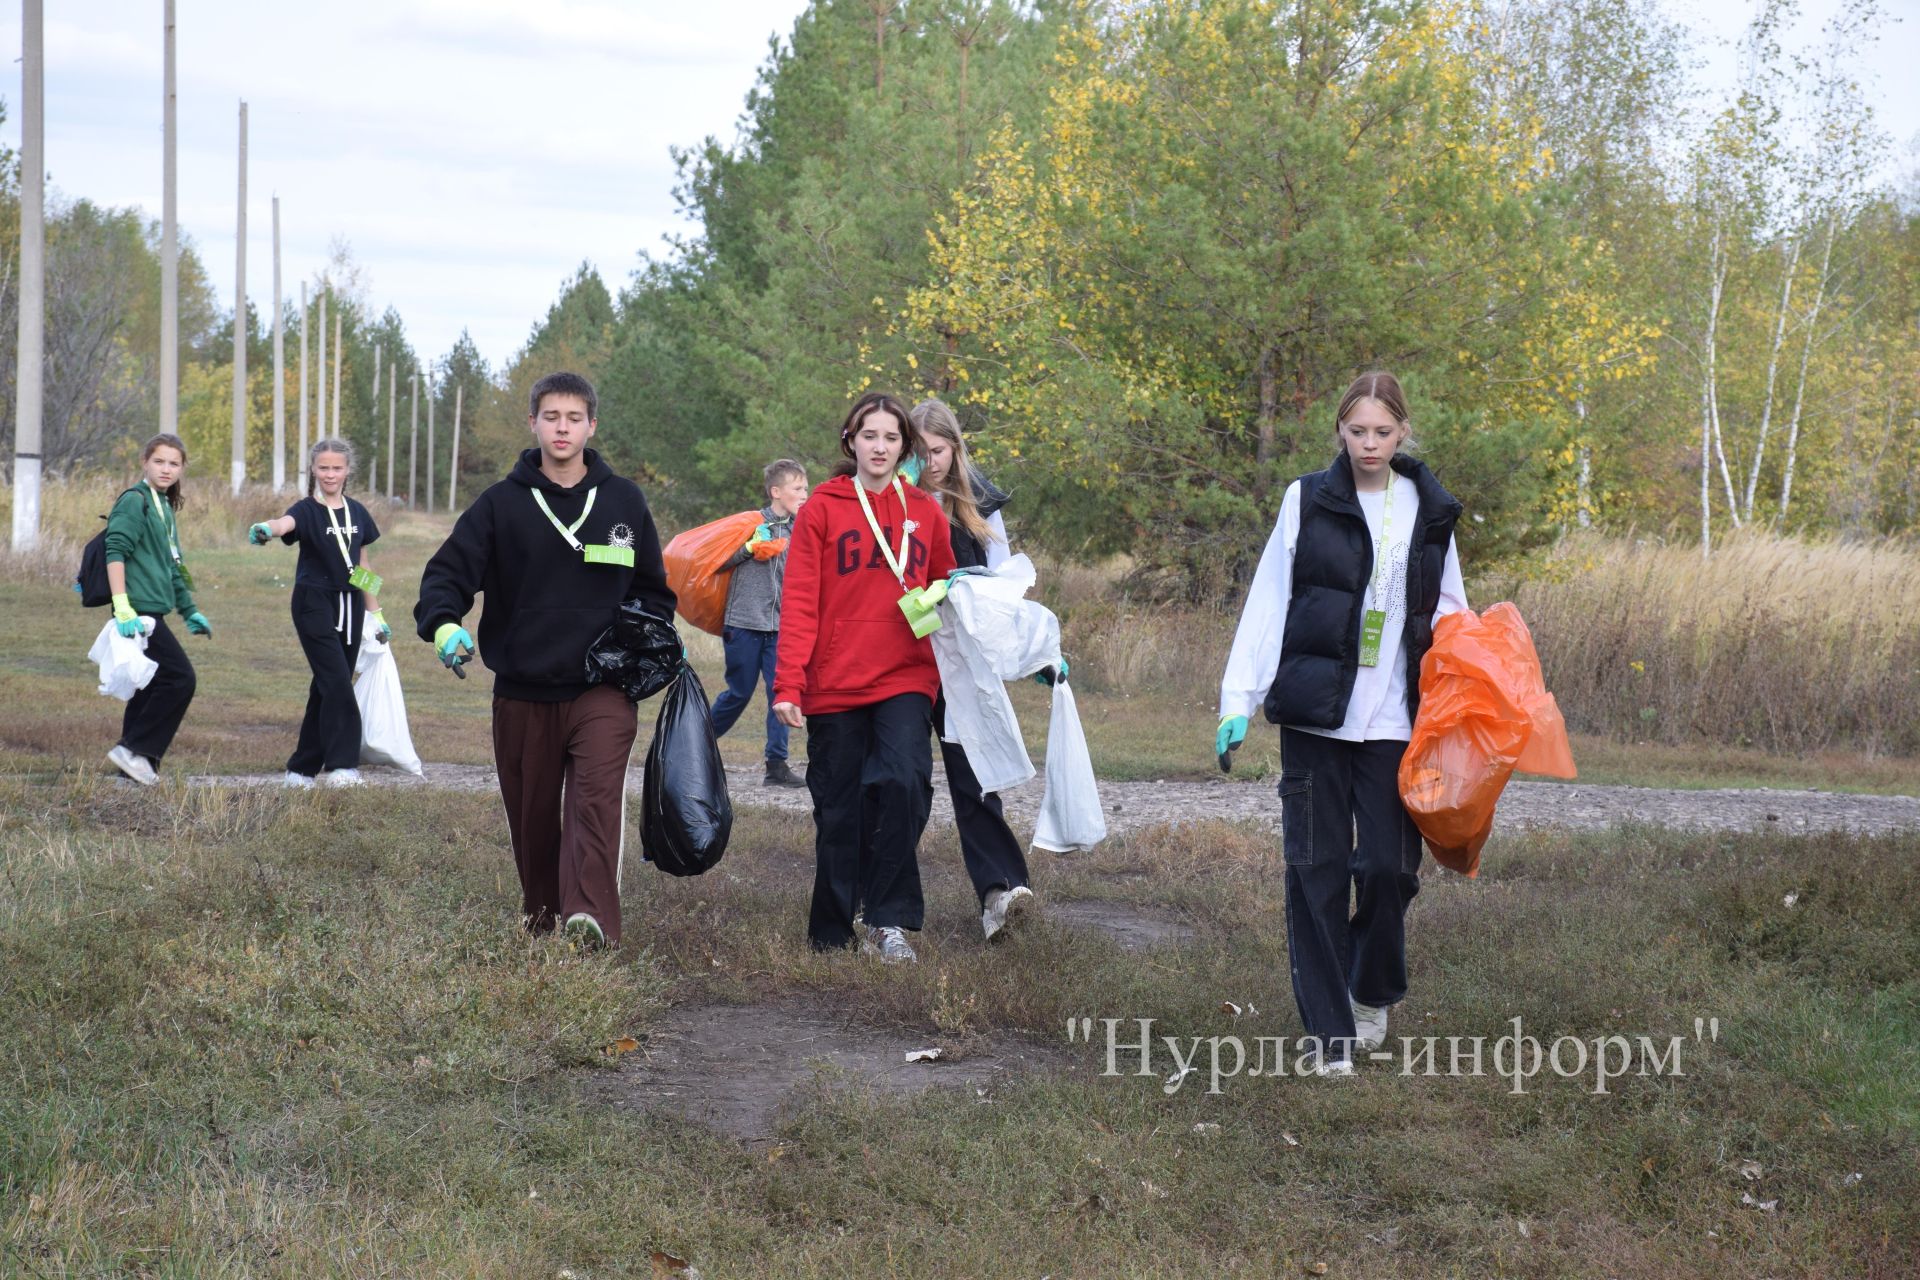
(119, 616), (195, 763)
(287, 585), (364, 775)
(1278, 727), (1423, 1057)
(935, 695), (1030, 905)
(806, 692), (933, 949)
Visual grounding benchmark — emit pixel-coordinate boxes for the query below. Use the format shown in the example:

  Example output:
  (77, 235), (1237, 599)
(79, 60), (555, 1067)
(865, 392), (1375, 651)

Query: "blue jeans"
(709, 626), (788, 761)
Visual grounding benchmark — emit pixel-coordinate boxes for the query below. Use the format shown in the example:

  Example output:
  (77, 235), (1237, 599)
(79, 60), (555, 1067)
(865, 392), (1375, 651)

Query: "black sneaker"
(764, 759), (807, 788)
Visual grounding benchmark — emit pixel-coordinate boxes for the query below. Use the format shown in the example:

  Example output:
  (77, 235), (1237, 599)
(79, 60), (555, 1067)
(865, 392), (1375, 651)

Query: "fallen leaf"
(1305, 1264), (1329, 1276)
(1281, 1131), (1300, 1148)
(1739, 1192), (1778, 1212)
(1517, 1220), (1532, 1238)
(1220, 1000), (1242, 1017)
(1736, 1159), (1763, 1181)
(905, 1047), (944, 1063)
(650, 1250), (695, 1279)
(1192, 1122), (1221, 1136)
(766, 1146), (786, 1164)
(603, 1036), (641, 1058)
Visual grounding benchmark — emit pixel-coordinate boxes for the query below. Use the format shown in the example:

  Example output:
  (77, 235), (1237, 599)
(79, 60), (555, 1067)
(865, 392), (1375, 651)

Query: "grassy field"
(0, 483), (1916, 1275)
(1, 774), (1915, 1276)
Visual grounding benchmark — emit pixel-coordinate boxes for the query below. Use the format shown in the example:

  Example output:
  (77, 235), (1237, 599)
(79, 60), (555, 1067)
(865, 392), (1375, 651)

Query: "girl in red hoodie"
(774, 392), (956, 961)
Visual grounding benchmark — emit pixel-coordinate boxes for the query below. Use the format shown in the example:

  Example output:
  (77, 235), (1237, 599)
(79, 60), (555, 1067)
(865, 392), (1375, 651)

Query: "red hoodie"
(774, 473), (956, 715)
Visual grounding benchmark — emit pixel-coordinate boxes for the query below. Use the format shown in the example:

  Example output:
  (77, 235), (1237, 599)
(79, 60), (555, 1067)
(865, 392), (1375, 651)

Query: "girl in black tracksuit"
(908, 398), (1036, 943)
(249, 438), (388, 788)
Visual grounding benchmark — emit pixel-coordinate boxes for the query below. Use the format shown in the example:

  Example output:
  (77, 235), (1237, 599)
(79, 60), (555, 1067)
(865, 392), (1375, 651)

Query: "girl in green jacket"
(103, 433), (210, 785)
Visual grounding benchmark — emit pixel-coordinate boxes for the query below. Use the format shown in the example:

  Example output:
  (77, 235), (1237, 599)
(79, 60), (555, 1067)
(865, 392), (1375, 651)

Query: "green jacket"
(103, 483), (197, 617)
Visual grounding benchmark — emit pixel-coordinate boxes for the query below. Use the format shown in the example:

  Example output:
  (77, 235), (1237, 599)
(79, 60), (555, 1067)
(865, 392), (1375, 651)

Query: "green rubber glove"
(898, 455), (924, 485)
(947, 565), (990, 583)
(248, 521), (274, 545)
(1216, 714), (1247, 772)
(369, 609), (392, 643)
(185, 611), (211, 637)
(112, 593), (142, 638)
(435, 623), (474, 668)
(747, 522), (772, 547)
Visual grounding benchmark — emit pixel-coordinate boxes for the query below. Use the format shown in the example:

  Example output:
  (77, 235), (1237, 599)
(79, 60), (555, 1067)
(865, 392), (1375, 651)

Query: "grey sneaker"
(981, 885), (1035, 942)
(1350, 998), (1388, 1053)
(324, 768), (364, 788)
(564, 912), (607, 949)
(763, 759), (807, 788)
(107, 745), (157, 787)
(283, 771), (317, 789)
(860, 925), (917, 964)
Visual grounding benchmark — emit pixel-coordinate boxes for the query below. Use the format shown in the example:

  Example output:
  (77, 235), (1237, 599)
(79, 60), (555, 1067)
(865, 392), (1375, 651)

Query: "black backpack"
(74, 489), (138, 607)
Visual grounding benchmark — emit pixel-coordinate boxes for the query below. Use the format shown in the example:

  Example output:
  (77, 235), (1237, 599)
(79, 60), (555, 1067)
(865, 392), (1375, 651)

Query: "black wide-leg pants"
(119, 616), (196, 763)
(806, 692), (934, 949)
(287, 585), (364, 776)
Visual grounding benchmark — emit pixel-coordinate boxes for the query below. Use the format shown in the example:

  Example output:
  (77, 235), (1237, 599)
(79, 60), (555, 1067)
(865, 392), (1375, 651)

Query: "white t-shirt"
(1218, 472), (1468, 742)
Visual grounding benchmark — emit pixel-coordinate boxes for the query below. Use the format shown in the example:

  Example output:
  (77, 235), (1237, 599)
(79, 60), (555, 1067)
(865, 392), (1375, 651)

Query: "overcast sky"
(2, 0), (1913, 373)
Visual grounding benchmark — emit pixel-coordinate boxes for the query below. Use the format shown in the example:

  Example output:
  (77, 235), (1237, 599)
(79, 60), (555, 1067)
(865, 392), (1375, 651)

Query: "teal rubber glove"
(1216, 714), (1247, 772)
(369, 609), (392, 643)
(1032, 656), (1068, 687)
(248, 521), (274, 545)
(898, 454), (924, 485)
(947, 565), (990, 583)
(435, 623), (474, 669)
(112, 592), (142, 638)
(185, 611), (212, 637)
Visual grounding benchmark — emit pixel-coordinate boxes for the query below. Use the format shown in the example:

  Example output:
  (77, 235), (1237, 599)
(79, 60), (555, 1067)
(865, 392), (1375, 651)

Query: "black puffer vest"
(1263, 452), (1462, 729)
(948, 471), (1010, 569)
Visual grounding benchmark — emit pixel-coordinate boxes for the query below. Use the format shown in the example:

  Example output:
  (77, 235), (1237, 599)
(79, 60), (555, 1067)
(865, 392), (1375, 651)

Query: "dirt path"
(193, 761), (1920, 838)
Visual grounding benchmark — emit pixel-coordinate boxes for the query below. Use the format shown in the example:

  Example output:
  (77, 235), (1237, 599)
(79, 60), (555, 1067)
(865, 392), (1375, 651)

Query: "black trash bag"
(640, 667), (733, 876)
(584, 600), (684, 703)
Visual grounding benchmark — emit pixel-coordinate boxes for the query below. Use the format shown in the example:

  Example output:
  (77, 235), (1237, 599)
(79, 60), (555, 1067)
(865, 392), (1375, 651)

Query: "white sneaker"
(283, 771), (317, 789)
(107, 745), (157, 787)
(564, 912), (607, 948)
(1300, 1043), (1356, 1078)
(860, 925), (917, 964)
(1351, 998), (1388, 1053)
(981, 885), (1035, 942)
(323, 769), (363, 788)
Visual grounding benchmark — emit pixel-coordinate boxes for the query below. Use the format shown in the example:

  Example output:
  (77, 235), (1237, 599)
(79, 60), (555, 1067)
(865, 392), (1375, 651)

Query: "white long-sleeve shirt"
(1218, 474), (1468, 742)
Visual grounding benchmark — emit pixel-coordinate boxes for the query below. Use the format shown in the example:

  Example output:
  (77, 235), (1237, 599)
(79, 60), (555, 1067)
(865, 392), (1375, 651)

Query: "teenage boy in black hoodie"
(414, 372), (675, 948)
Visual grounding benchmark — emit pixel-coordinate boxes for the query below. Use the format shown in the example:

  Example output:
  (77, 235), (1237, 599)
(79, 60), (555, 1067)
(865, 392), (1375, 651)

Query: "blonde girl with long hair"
(908, 398), (1036, 941)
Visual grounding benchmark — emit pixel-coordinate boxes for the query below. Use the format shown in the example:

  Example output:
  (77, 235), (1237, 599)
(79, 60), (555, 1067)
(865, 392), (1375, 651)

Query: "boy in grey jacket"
(710, 459), (810, 786)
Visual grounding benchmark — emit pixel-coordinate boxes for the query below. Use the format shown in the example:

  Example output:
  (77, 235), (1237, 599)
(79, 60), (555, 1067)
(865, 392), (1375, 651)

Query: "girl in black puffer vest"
(1217, 372), (1467, 1075)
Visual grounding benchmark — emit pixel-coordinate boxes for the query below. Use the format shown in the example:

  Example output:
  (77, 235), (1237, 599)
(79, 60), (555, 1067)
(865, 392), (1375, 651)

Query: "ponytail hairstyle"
(140, 433), (188, 510)
(830, 390), (922, 479)
(306, 438), (357, 499)
(1334, 370), (1418, 451)
(907, 398), (995, 546)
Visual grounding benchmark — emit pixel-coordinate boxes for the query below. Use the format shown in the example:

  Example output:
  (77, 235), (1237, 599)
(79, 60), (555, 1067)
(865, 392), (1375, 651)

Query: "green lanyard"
(146, 483), (181, 565)
(532, 487), (598, 552)
(324, 499), (355, 569)
(853, 476), (913, 585)
(1368, 476), (1396, 604)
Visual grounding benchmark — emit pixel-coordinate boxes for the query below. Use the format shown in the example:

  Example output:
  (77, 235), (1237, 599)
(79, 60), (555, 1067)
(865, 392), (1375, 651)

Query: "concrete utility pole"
(386, 368), (397, 500)
(231, 100), (248, 495)
(448, 384), (463, 511)
(408, 371), (419, 509)
(11, 0), (44, 551)
(272, 196), (284, 490)
(160, 0), (178, 436)
(316, 288), (327, 446)
(297, 282), (309, 493)
(425, 372), (436, 515)
(331, 309), (342, 436)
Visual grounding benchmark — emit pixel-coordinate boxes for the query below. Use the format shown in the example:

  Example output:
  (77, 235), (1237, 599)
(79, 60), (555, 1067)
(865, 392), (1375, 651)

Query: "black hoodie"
(414, 448), (676, 702)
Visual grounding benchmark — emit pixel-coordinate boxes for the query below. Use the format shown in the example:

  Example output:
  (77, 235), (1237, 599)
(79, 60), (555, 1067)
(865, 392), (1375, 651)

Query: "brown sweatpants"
(492, 684), (639, 944)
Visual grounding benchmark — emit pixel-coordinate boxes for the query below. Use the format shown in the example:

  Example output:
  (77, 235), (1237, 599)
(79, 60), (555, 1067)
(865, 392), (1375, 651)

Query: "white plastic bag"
(931, 555), (1060, 793)
(353, 634), (423, 775)
(87, 617), (157, 701)
(1032, 679), (1106, 853)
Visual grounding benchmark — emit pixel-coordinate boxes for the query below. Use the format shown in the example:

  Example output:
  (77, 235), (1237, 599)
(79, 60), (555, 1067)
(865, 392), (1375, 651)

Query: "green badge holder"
(348, 565), (383, 594)
(583, 544), (636, 568)
(1358, 608), (1386, 667)
(898, 579), (949, 639)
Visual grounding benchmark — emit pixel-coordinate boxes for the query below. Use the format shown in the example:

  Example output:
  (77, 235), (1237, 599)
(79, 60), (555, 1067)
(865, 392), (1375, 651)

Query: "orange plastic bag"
(1397, 603), (1575, 877)
(663, 511), (762, 635)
